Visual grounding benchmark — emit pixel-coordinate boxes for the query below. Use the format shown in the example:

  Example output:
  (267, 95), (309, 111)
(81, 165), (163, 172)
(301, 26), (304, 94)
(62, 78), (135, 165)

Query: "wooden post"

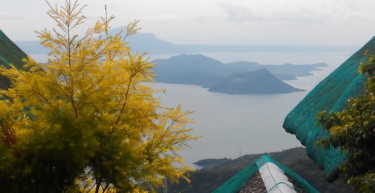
(163, 178), (168, 193)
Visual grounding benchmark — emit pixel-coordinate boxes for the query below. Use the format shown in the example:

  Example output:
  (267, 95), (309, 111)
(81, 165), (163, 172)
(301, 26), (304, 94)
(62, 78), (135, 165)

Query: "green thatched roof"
(283, 37), (375, 177)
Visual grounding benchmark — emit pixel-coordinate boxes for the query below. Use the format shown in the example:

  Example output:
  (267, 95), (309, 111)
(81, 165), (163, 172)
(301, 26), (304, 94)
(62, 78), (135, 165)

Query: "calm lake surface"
(31, 51), (352, 166)
(150, 51), (351, 166)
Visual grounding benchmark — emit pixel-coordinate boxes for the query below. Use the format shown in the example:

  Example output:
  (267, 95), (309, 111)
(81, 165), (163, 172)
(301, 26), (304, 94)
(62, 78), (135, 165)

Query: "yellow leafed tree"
(0, 0), (198, 192)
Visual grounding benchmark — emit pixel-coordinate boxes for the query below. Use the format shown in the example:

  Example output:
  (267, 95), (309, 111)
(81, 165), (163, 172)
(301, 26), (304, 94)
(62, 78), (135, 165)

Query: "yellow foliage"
(0, 0), (198, 192)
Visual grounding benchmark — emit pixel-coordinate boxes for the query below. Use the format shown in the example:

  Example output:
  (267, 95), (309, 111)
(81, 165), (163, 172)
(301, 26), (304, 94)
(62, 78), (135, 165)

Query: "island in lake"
(209, 69), (304, 94)
(152, 54), (326, 94)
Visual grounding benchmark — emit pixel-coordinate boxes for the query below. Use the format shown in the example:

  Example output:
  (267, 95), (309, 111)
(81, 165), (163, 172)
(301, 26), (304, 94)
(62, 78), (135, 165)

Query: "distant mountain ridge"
(227, 61), (328, 80)
(153, 54), (229, 87)
(153, 54), (324, 94)
(15, 27), (358, 55)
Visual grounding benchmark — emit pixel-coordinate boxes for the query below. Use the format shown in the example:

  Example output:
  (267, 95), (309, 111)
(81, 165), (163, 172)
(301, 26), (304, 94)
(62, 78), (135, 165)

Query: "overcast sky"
(1, 0), (375, 46)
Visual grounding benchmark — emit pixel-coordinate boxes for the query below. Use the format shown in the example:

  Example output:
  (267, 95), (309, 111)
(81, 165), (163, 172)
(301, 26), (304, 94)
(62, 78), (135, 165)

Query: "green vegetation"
(318, 52), (375, 193)
(0, 0), (197, 192)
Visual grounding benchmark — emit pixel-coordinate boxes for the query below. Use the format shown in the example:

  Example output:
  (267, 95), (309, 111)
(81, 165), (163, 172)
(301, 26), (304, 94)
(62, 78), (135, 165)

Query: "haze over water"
(150, 51), (351, 166)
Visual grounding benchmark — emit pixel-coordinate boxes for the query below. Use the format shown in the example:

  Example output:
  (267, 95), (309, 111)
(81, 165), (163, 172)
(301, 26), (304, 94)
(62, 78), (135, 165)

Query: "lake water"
(30, 51), (352, 167)
(149, 51), (351, 166)
(152, 83), (306, 166)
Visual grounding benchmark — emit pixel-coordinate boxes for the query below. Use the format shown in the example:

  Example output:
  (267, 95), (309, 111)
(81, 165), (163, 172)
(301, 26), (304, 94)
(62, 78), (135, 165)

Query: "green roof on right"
(282, 37), (375, 177)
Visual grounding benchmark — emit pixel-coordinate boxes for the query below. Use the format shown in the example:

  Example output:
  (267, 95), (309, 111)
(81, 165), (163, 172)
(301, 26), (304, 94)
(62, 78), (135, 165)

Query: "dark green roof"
(0, 29), (28, 89)
(283, 37), (375, 176)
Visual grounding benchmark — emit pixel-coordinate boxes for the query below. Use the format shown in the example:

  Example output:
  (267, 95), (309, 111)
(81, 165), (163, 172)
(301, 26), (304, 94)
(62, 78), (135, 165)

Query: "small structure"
(212, 155), (318, 193)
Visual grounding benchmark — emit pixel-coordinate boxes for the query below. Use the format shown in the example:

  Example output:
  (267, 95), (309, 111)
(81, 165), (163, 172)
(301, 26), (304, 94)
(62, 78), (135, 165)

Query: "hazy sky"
(1, 0), (375, 46)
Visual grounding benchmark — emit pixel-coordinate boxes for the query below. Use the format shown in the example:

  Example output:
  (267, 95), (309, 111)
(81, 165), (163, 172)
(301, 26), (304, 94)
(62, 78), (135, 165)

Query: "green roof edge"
(212, 155), (319, 193)
(283, 36), (375, 176)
